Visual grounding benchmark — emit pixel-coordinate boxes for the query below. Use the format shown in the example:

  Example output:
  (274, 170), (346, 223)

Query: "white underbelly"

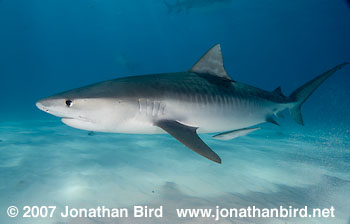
(114, 100), (270, 134)
(63, 98), (275, 134)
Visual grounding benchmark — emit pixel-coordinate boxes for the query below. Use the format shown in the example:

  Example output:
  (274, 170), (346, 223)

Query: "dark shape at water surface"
(162, 0), (232, 14)
(88, 131), (95, 136)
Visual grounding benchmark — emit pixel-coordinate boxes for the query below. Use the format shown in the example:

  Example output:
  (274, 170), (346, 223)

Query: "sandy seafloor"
(0, 118), (349, 224)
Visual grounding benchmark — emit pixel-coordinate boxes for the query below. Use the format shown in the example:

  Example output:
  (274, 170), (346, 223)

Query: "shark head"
(36, 80), (137, 132)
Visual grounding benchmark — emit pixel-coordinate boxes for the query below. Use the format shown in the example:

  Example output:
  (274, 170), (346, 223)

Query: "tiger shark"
(36, 44), (348, 163)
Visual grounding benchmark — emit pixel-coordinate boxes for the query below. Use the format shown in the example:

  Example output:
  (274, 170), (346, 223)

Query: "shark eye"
(65, 100), (73, 107)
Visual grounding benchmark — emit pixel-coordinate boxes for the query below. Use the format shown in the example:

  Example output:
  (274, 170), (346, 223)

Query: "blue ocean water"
(0, 0), (349, 223)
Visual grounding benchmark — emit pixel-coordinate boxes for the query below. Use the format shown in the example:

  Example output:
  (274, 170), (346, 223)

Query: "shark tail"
(162, 0), (177, 14)
(162, 0), (181, 14)
(162, 0), (172, 13)
(288, 63), (349, 125)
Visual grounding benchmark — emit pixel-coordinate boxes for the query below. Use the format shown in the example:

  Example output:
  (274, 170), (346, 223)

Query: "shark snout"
(36, 100), (50, 112)
(36, 98), (58, 114)
(35, 97), (76, 118)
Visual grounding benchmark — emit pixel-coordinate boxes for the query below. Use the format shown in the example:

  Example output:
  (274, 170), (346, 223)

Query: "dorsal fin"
(190, 44), (231, 80)
(272, 86), (285, 97)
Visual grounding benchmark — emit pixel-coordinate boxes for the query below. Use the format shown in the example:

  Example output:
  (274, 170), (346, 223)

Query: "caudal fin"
(289, 63), (349, 125)
(162, 0), (179, 14)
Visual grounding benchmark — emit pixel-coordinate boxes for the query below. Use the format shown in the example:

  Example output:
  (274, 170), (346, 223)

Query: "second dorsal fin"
(190, 44), (231, 80)
(272, 86), (285, 97)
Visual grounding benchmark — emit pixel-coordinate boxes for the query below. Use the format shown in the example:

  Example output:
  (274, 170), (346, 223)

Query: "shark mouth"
(61, 117), (95, 131)
(62, 116), (92, 122)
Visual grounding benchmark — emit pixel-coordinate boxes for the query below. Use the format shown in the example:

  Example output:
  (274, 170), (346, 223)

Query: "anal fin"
(276, 111), (285, 118)
(266, 115), (280, 126)
(213, 127), (260, 141)
(155, 120), (221, 164)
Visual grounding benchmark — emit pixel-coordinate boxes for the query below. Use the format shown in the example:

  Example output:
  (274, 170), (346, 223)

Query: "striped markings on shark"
(36, 44), (349, 164)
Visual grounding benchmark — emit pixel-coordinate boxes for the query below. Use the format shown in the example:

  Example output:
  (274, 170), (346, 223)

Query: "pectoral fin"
(155, 120), (221, 164)
(213, 127), (260, 140)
